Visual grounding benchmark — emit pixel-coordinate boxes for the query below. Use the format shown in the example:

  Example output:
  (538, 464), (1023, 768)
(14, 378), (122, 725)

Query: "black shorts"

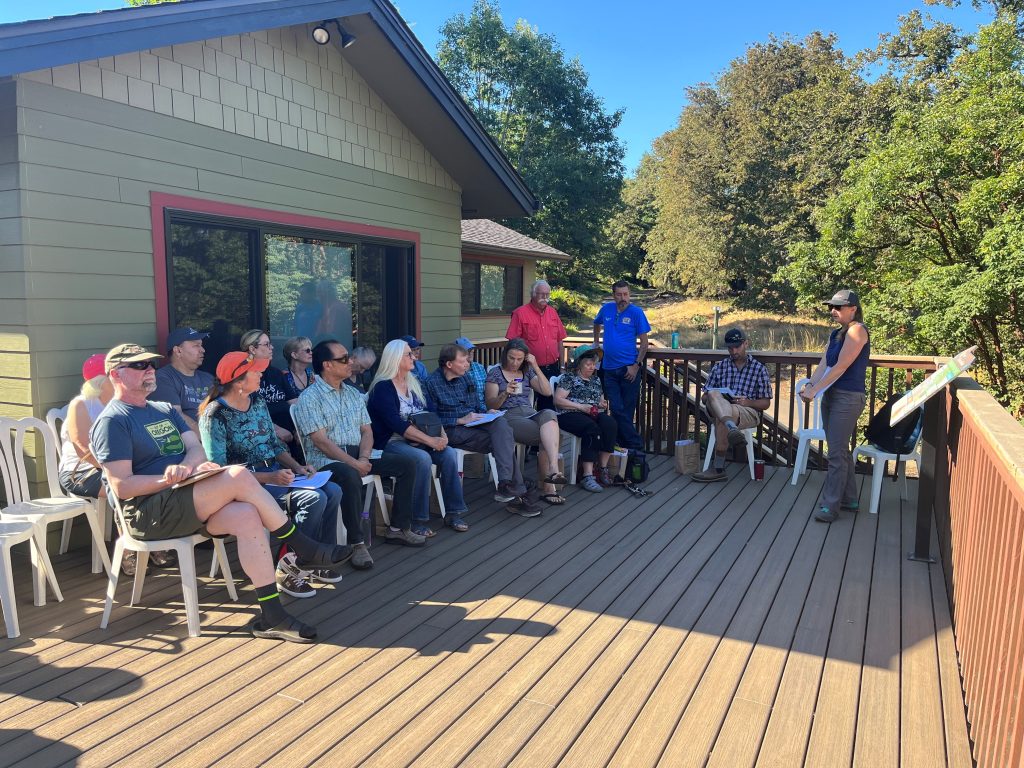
(122, 485), (203, 540)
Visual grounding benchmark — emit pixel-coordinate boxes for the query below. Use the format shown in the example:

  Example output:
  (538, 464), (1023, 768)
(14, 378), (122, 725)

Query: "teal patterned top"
(199, 395), (286, 467)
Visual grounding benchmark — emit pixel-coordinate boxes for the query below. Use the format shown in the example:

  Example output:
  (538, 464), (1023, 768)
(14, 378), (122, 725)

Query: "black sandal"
(540, 493), (566, 505)
(544, 471), (568, 485)
(250, 615), (317, 643)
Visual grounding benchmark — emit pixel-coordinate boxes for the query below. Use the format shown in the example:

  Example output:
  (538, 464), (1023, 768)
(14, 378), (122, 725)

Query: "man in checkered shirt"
(693, 328), (773, 483)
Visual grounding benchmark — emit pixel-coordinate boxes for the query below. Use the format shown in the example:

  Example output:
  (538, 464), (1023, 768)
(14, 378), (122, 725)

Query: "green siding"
(6, 76), (464, 421)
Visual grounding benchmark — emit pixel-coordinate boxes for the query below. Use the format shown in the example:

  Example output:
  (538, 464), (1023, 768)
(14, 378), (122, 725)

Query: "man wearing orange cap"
(92, 343), (351, 643)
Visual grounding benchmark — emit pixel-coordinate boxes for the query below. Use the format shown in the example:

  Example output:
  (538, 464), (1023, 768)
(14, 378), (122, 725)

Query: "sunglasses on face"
(300, 347), (312, 354)
(330, 354), (350, 364)
(118, 361), (156, 371)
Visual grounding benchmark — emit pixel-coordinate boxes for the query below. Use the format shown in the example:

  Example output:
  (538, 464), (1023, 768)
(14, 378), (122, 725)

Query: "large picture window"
(166, 213), (415, 371)
(461, 260), (523, 315)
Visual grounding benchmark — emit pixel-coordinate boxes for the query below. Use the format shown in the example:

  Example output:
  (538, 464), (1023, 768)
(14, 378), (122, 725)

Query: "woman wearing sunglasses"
(199, 351), (344, 599)
(282, 336), (316, 394)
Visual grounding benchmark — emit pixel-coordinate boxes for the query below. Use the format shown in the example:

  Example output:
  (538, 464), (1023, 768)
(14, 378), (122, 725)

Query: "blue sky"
(2, 1), (994, 174)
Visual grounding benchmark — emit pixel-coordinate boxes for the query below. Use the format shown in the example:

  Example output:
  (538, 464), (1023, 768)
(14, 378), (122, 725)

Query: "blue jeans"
(602, 365), (643, 450)
(383, 440), (467, 522)
(265, 481), (343, 544)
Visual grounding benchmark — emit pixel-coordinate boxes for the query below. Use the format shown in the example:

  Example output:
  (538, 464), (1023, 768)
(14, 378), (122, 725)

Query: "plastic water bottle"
(671, 331), (679, 349)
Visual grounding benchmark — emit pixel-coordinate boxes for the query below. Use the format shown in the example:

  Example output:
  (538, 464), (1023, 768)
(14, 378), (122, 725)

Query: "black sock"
(255, 583), (286, 626)
(270, 522), (346, 563)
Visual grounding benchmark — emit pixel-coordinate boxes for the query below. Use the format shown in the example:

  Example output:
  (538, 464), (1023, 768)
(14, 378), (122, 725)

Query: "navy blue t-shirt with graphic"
(91, 399), (191, 477)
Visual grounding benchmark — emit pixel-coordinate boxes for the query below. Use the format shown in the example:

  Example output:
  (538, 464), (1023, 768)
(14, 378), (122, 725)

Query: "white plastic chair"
(851, 441), (922, 515)
(453, 449), (500, 489)
(790, 377), (826, 485)
(1, 519), (63, 637)
(45, 406), (112, 567)
(703, 425), (757, 480)
(0, 417), (111, 578)
(549, 375), (582, 484)
(100, 475), (238, 638)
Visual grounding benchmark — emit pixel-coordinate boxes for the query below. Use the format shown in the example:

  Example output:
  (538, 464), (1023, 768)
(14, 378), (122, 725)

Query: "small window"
(461, 261), (522, 315)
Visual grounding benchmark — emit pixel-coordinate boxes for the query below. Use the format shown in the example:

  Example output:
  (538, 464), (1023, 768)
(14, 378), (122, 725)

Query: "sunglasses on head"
(228, 352), (256, 381)
(118, 360), (156, 371)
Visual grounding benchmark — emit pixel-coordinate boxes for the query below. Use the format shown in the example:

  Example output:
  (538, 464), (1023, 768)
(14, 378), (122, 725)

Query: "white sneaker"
(276, 552), (316, 598)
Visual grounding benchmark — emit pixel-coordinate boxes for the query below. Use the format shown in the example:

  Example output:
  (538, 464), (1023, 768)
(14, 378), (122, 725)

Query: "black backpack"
(864, 393), (924, 458)
(626, 449), (650, 484)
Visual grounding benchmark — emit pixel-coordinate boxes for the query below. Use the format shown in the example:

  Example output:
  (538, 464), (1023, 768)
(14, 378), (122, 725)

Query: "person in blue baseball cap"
(455, 337), (486, 411)
(400, 335), (428, 382)
(150, 327), (213, 434)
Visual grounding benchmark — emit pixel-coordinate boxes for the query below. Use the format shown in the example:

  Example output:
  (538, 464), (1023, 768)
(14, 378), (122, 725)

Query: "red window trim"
(150, 192), (421, 354)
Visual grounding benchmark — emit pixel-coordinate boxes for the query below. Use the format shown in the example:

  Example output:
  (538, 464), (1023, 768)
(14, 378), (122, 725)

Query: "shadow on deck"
(0, 455), (970, 767)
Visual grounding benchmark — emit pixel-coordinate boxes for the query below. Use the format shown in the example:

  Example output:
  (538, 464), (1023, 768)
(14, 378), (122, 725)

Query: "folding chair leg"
(432, 468), (446, 519)
(84, 507), (112, 576)
(130, 551), (150, 605)
(2, 546), (20, 638)
(373, 476), (390, 528)
(488, 455), (500, 488)
(176, 545), (201, 638)
(101, 538), (125, 630)
(869, 459), (885, 515)
(746, 436), (756, 480)
(59, 518), (73, 555)
(791, 438), (808, 485)
(212, 538), (238, 601)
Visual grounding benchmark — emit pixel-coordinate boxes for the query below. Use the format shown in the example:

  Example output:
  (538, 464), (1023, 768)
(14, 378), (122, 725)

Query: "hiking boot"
(727, 428), (748, 449)
(349, 542), (374, 570)
(814, 506), (839, 523)
(276, 553), (316, 599)
(150, 550), (178, 569)
(580, 474), (603, 493)
(385, 527), (427, 547)
(494, 480), (518, 503)
(506, 497), (543, 517)
(692, 468), (727, 483)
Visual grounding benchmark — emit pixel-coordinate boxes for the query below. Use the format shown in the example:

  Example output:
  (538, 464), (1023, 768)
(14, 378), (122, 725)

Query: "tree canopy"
(435, 0), (626, 286)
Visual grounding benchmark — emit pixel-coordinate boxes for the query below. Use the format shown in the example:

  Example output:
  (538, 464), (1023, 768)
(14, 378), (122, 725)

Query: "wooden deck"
(0, 456), (971, 767)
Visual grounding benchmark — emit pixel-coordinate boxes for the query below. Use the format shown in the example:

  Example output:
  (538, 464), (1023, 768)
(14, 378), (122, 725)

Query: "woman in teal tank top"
(799, 289), (870, 523)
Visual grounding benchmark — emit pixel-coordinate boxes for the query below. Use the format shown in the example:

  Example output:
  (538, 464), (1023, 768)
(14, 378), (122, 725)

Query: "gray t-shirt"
(150, 366), (214, 422)
(91, 399), (191, 477)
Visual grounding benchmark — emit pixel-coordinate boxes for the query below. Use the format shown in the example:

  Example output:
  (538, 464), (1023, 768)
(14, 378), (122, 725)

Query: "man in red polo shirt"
(506, 279), (567, 411)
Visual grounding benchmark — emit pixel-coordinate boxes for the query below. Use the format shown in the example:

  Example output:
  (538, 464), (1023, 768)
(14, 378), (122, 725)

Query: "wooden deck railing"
(473, 336), (939, 466)
(927, 378), (1024, 767)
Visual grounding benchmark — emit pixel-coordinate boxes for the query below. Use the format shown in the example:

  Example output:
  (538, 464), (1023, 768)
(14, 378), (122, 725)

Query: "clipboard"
(170, 465), (236, 489)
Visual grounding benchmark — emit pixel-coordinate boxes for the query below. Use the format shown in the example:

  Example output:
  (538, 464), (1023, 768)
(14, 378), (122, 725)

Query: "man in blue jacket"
(593, 281), (650, 452)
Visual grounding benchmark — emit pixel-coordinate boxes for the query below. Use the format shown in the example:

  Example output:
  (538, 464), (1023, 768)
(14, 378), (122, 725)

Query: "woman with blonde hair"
(367, 339), (470, 535)
(282, 336), (316, 394)
(240, 329), (298, 446)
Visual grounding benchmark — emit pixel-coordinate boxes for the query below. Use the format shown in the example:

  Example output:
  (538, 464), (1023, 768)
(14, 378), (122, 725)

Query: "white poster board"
(889, 346), (977, 426)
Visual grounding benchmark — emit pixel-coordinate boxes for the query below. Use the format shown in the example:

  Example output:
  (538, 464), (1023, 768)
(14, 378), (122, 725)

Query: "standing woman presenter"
(799, 289), (870, 523)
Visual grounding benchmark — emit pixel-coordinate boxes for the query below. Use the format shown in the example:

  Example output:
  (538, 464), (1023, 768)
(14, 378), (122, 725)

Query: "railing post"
(909, 387), (947, 563)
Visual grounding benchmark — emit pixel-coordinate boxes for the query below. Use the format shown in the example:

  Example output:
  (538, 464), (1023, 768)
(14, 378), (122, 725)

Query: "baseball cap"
(724, 328), (747, 347)
(82, 353), (107, 381)
(824, 289), (859, 307)
(454, 336), (475, 350)
(215, 351), (270, 383)
(400, 335), (424, 349)
(105, 343), (163, 373)
(572, 344), (602, 363)
(167, 327), (210, 349)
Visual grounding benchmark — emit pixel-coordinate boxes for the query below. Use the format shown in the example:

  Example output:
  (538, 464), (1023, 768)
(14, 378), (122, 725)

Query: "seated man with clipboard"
(91, 344), (351, 644)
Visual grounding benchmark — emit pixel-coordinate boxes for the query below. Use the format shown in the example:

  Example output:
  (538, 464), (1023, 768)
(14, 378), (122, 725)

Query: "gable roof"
(462, 219), (570, 262)
(0, 0), (538, 219)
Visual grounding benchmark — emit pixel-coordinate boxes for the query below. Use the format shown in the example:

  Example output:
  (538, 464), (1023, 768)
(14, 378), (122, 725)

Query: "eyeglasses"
(228, 352), (255, 381)
(329, 354), (350, 364)
(255, 340), (273, 348)
(300, 347), (312, 354)
(117, 360), (156, 371)
(405, 351), (416, 358)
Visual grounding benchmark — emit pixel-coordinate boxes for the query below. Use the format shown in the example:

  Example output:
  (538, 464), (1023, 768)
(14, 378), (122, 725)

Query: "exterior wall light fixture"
(312, 20), (356, 48)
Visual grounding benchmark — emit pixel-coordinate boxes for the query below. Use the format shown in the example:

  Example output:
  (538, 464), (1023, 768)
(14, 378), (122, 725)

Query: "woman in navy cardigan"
(367, 339), (470, 534)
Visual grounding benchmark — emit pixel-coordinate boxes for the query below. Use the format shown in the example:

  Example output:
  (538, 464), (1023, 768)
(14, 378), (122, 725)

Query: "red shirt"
(506, 302), (567, 366)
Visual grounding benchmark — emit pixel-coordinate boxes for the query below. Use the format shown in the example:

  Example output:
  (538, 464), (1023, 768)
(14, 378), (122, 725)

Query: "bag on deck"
(864, 393), (924, 458)
(626, 449), (650, 484)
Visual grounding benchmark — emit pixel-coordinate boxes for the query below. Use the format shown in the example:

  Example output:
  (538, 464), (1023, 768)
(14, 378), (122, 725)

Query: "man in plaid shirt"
(423, 343), (542, 517)
(693, 328), (773, 483)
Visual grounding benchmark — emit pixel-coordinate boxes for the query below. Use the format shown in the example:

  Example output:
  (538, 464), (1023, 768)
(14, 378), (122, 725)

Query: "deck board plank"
(0, 456), (971, 768)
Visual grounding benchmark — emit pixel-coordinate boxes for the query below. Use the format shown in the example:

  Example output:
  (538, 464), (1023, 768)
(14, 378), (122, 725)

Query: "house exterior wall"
(2, 25), (467, 421)
(459, 259), (537, 341)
